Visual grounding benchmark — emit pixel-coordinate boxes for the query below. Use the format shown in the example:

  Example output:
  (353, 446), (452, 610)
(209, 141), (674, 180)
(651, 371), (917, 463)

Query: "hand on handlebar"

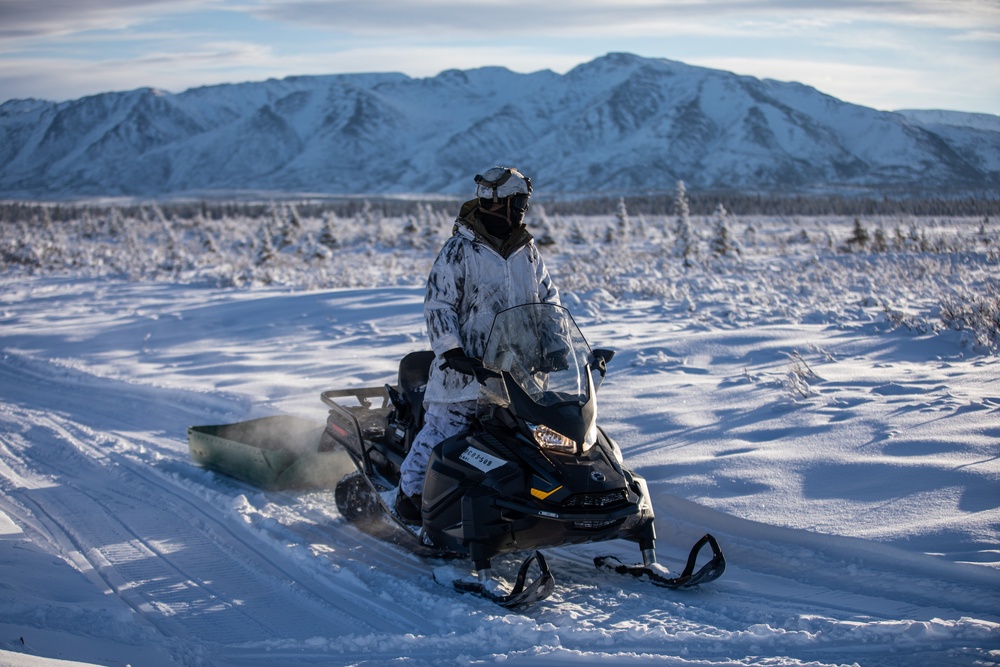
(440, 348), (484, 376)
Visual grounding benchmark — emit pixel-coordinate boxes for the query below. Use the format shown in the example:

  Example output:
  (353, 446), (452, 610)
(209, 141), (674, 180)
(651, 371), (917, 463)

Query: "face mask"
(480, 208), (513, 238)
(478, 196), (528, 238)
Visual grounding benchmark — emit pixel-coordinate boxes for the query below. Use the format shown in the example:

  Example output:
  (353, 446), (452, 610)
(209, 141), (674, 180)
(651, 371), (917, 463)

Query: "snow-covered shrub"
(783, 350), (820, 399)
(1, 202), (998, 353)
(318, 212), (340, 250)
(531, 204), (557, 246)
(939, 289), (1000, 352)
(709, 203), (742, 260)
(843, 218), (870, 251)
(615, 197), (630, 243)
(673, 181), (699, 267)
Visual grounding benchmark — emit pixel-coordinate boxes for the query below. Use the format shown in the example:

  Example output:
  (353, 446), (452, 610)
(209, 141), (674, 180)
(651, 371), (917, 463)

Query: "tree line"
(1, 191), (997, 225)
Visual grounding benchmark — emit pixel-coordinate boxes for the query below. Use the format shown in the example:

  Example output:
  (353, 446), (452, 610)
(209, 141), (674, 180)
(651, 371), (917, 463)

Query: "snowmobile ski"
(335, 469), (553, 606)
(452, 551), (555, 609)
(595, 533), (726, 589)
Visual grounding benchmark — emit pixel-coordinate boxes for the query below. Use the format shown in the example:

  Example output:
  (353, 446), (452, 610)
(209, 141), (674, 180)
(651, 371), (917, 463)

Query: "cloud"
(4, 0), (998, 41)
(0, 39), (280, 100)
(0, 0), (997, 112)
(688, 55), (995, 112)
(0, 0), (400, 41)
(952, 29), (1000, 43)
(246, 0), (642, 36)
(0, 56), (160, 99)
(0, 0), (203, 39)
(0, 43), (582, 102)
(243, 0), (1000, 36)
(297, 45), (585, 78)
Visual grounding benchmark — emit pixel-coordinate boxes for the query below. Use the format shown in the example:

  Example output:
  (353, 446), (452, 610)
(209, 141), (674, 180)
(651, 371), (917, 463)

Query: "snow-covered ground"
(0, 205), (998, 666)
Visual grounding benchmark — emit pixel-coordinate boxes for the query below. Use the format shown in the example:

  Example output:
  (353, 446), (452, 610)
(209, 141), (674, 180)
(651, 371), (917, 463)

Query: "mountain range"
(1, 52), (998, 200)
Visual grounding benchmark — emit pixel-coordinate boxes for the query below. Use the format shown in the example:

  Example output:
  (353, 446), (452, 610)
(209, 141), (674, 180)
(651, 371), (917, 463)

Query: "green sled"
(187, 415), (355, 490)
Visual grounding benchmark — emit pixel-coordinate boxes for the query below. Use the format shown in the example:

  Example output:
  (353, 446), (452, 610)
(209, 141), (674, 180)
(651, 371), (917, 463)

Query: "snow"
(896, 110), (1000, 134)
(0, 205), (999, 666)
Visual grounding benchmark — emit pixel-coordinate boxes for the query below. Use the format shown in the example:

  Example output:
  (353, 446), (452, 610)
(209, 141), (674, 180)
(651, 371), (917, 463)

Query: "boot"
(394, 489), (422, 525)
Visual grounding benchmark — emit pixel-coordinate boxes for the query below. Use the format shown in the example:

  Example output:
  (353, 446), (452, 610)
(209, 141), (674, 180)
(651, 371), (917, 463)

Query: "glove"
(439, 348), (483, 376)
(538, 348), (570, 373)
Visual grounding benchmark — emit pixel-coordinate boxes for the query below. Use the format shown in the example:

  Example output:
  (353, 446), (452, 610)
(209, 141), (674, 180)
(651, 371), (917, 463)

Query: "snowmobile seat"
(397, 350), (434, 431)
(385, 350), (434, 455)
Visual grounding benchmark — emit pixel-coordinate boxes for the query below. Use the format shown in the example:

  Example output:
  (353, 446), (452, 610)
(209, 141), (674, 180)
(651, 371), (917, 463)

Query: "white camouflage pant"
(399, 400), (476, 497)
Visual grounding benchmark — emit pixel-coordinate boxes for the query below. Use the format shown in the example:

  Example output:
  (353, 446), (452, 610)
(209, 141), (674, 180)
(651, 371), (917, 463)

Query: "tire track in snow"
(0, 406), (409, 637)
(3, 344), (999, 666)
(0, 353), (444, 644)
(131, 453), (445, 634)
(541, 542), (999, 667)
(0, 349), (533, 665)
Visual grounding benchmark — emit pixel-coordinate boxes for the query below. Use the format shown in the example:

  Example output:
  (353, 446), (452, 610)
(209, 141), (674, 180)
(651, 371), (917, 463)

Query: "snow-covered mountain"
(2, 52), (998, 199)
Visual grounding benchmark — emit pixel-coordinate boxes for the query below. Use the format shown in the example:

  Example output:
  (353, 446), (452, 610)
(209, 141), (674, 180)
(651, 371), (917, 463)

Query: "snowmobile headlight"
(529, 423), (578, 454)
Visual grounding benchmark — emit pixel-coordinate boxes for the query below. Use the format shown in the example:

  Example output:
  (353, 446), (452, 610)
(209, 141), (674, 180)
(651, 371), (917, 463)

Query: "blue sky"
(1, 0), (998, 114)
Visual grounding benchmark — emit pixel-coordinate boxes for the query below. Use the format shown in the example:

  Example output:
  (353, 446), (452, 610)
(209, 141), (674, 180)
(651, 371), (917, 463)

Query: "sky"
(0, 0), (998, 115)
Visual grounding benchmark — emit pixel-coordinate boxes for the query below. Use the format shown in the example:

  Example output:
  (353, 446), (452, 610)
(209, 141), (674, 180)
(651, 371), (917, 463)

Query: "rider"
(395, 166), (560, 523)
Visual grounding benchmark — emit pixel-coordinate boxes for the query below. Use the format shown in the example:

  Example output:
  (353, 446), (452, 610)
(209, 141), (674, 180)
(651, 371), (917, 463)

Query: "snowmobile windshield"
(478, 303), (593, 408)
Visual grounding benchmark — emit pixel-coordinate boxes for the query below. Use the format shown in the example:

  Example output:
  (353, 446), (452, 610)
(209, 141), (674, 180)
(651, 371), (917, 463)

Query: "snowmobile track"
(0, 406), (424, 636)
(0, 355), (444, 638)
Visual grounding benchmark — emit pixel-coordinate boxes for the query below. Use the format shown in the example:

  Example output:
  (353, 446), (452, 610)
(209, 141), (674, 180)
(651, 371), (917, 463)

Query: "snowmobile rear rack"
(321, 387), (390, 411)
(320, 387), (398, 476)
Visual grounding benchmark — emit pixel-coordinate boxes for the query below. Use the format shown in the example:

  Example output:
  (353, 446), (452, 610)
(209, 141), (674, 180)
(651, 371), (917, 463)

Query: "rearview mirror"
(592, 348), (615, 365)
(591, 348), (615, 378)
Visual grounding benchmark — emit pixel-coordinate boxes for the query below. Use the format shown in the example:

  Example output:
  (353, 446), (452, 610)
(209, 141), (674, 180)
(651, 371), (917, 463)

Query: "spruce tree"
(319, 212), (340, 250)
(710, 203), (742, 259)
(615, 197), (630, 242)
(674, 180), (697, 267)
(845, 218), (870, 250)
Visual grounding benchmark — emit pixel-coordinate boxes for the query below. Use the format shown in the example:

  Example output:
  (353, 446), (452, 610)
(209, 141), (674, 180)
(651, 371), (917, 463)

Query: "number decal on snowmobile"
(459, 447), (508, 473)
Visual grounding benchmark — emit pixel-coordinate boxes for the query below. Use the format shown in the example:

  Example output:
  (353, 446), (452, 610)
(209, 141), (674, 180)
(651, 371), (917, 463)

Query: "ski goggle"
(509, 193), (530, 214)
(474, 168), (533, 202)
(479, 194), (530, 214)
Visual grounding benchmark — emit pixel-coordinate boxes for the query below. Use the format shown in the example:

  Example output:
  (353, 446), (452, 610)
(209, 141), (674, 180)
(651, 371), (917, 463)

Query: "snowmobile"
(320, 303), (725, 607)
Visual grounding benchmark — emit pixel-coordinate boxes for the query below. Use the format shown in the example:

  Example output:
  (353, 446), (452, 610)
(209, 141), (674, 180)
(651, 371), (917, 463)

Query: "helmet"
(474, 166), (532, 202)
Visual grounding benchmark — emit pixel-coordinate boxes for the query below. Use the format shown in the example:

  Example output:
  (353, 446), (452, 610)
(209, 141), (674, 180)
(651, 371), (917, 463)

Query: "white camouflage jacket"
(423, 201), (560, 404)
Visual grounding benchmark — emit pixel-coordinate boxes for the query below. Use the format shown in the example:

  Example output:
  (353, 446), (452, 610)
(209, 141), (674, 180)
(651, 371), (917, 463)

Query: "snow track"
(1, 280), (998, 667)
(0, 355), (440, 663)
